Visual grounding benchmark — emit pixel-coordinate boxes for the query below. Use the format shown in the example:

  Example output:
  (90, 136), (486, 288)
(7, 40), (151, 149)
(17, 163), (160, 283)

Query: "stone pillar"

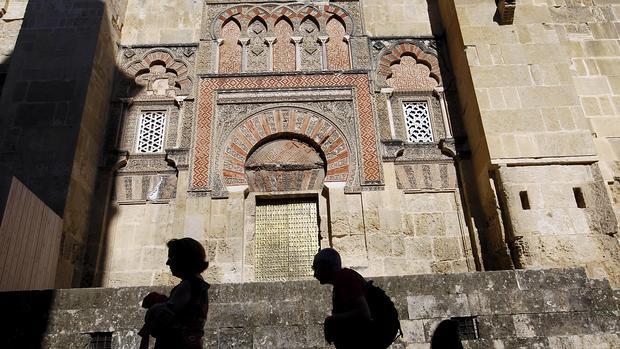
(343, 35), (352, 69)
(291, 36), (302, 71)
(214, 39), (223, 73)
(265, 37), (276, 72)
(318, 36), (329, 70)
(239, 38), (250, 72)
(381, 88), (396, 139)
(434, 86), (452, 138)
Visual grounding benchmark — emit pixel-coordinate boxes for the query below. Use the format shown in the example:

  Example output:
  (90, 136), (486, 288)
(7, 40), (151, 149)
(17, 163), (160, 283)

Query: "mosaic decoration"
(273, 19), (296, 72)
(193, 73), (381, 189)
(222, 107), (350, 186)
(326, 16), (350, 70)
(124, 50), (192, 96)
(212, 2), (354, 73)
(299, 16), (322, 71)
(136, 112), (166, 153)
(403, 102), (433, 143)
(377, 42), (441, 87)
(245, 139), (325, 192)
(387, 56), (439, 91)
(219, 19), (242, 73)
(254, 200), (319, 281)
(247, 17), (269, 72)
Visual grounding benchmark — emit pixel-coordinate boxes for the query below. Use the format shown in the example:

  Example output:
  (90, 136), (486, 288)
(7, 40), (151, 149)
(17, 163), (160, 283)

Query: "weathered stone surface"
(6, 268), (619, 348)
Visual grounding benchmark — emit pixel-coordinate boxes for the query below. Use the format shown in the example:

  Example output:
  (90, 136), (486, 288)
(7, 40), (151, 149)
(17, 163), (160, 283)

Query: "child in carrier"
(138, 238), (210, 349)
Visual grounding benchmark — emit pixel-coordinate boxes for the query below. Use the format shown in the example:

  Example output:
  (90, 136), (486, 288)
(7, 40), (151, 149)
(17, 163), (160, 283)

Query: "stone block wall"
(544, 0), (620, 224)
(2, 268), (618, 348)
(101, 161), (476, 287)
(0, 0), (27, 72)
(0, 0), (128, 288)
(361, 0), (439, 37)
(438, 0), (620, 285)
(121, 0), (202, 45)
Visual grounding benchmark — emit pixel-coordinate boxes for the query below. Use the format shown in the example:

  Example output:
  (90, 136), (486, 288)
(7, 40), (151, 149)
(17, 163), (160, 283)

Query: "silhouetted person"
(431, 319), (464, 349)
(312, 248), (380, 349)
(138, 238), (210, 349)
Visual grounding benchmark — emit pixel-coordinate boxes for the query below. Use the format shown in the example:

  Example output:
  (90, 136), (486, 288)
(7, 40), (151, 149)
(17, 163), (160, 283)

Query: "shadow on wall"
(426, 0), (514, 272)
(424, 0), (487, 272)
(0, 0), (139, 345)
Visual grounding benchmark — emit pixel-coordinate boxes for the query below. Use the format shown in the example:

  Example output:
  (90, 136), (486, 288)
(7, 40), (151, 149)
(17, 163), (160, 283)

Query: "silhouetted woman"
(430, 319), (464, 349)
(139, 238), (210, 349)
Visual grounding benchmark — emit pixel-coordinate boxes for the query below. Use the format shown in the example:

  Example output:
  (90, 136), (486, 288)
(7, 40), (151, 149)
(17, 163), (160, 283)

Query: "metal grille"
(451, 316), (479, 340)
(136, 111), (166, 153)
(403, 101), (433, 143)
(89, 332), (112, 349)
(255, 199), (320, 281)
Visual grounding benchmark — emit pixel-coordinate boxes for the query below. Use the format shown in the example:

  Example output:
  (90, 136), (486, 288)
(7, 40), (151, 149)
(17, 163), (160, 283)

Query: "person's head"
(430, 319), (463, 349)
(166, 238), (209, 279)
(312, 248), (342, 284)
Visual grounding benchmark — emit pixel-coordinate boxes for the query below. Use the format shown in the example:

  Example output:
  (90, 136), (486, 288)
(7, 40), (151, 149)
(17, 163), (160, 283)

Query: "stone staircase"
(1, 268), (618, 348)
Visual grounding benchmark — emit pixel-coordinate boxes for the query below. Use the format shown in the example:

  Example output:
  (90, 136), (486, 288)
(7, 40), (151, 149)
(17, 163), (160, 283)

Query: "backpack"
(365, 280), (403, 348)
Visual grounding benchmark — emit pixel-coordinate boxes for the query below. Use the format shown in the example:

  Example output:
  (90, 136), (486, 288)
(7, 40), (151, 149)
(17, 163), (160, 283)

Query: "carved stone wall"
(273, 18), (296, 72)
(209, 2), (356, 73)
(299, 16), (322, 71)
(219, 19), (242, 73)
(326, 16), (350, 70)
(246, 18), (269, 72)
(245, 139), (326, 192)
(220, 107), (351, 189)
(194, 73), (383, 192)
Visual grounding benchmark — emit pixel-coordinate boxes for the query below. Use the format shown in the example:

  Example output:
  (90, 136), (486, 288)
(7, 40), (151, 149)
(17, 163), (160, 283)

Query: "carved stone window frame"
(120, 101), (178, 156)
(390, 92), (445, 143)
(242, 189), (330, 282)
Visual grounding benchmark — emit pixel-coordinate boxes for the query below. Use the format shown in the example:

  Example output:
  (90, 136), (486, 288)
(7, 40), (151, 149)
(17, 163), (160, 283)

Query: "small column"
(318, 36), (329, 70)
(214, 39), (224, 73)
(343, 35), (353, 69)
(434, 86), (452, 138)
(265, 37), (277, 72)
(239, 38), (250, 72)
(381, 88), (396, 139)
(291, 36), (303, 71)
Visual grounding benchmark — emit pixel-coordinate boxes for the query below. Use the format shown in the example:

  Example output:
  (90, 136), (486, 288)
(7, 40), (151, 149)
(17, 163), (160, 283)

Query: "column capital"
(290, 36), (303, 44)
(238, 38), (250, 46)
(264, 37), (277, 45)
(317, 36), (329, 44)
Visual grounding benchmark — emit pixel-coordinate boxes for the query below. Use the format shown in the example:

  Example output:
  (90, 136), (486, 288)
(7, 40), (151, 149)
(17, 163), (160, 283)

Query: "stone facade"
(0, 0), (619, 292)
(91, 0), (483, 287)
(0, 0), (620, 347)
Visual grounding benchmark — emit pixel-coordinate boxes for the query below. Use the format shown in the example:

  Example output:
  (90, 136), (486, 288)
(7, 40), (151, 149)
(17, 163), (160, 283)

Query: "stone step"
(2, 268), (619, 349)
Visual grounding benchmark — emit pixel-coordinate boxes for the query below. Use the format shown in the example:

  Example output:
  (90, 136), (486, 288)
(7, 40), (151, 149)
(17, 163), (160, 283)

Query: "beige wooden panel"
(0, 177), (62, 291)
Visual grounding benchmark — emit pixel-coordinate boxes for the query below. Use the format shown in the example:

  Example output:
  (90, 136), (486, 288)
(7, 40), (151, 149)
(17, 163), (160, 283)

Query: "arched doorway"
(247, 137), (326, 281)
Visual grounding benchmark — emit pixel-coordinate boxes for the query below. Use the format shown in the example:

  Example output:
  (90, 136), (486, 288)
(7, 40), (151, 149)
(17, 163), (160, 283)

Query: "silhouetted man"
(312, 248), (378, 349)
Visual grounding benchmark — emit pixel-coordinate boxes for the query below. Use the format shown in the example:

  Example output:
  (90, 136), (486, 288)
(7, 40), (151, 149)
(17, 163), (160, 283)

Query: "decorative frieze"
(194, 73), (383, 192)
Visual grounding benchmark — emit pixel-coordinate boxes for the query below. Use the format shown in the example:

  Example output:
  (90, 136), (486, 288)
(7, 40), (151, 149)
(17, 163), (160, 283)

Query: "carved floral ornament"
(377, 42), (442, 91)
(123, 50), (192, 98)
(220, 107), (352, 188)
(213, 3), (353, 73)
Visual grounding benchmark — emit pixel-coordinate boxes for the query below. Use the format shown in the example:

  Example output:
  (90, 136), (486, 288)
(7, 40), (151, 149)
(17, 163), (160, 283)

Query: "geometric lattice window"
(89, 332), (113, 349)
(254, 198), (320, 282)
(136, 111), (166, 153)
(451, 316), (479, 340)
(403, 101), (433, 143)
